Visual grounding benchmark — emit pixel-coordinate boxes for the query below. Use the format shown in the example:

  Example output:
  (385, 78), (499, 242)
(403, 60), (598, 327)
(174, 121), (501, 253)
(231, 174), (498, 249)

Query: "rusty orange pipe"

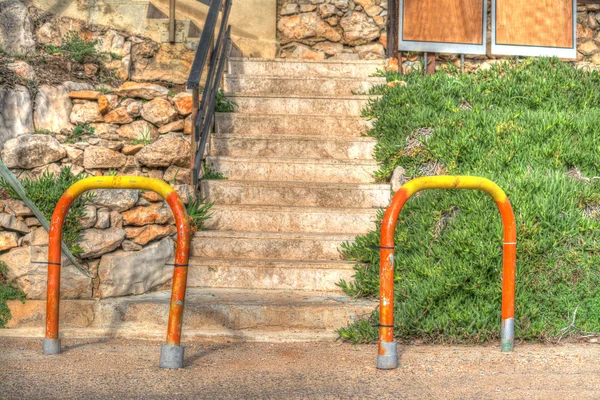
(42, 176), (191, 369)
(377, 176), (516, 369)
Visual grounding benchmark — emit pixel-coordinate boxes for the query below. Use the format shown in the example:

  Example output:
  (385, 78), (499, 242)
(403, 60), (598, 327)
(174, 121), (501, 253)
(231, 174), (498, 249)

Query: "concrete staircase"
(4, 58), (389, 342)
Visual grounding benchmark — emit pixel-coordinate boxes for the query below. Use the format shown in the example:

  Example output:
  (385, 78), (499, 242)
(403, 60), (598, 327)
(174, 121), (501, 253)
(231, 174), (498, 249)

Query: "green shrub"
(0, 261), (25, 328)
(339, 58), (600, 344)
(67, 124), (95, 143)
(0, 167), (94, 256)
(46, 31), (103, 64)
(185, 198), (213, 232)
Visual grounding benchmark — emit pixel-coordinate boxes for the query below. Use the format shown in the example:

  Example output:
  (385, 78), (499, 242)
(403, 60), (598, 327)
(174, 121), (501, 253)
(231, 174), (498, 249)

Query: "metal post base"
(376, 340), (399, 370)
(501, 318), (515, 353)
(160, 344), (184, 369)
(43, 338), (61, 355)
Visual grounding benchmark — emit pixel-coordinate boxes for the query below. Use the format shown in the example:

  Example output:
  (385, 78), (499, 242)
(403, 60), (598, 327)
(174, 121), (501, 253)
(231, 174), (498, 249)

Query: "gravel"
(1, 337), (599, 399)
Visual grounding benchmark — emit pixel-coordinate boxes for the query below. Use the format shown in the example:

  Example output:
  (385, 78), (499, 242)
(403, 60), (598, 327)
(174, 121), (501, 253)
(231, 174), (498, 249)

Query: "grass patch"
(339, 58), (600, 344)
(0, 167), (94, 257)
(0, 261), (26, 328)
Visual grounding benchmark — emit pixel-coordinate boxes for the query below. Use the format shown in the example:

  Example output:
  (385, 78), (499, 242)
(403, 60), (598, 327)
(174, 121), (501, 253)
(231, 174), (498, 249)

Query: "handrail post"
(169, 0), (176, 43)
(43, 176), (191, 370)
(190, 88), (200, 185)
(377, 176), (517, 370)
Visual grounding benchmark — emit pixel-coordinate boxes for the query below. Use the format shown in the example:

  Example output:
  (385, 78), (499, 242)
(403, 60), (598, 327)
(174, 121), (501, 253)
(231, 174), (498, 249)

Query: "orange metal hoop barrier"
(42, 176), (191, 369)
(377, 176), (517, 370)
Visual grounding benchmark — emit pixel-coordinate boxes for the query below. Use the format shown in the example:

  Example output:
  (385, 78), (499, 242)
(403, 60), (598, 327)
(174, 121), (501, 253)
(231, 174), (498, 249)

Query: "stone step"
(224, 75), (386, 96)
(228, 95), (375, 116)
(200, 180), (390, 208)
(210, 134), (377, 160)
(215, 113), (373, 137)
(205, 204), (379, 234)
(187, 257), (356, 292)
(191, 231), (355, 261)
(4, 289), (376, 341)
(228, 57), (385, 78)
(205, 156), (378, 183)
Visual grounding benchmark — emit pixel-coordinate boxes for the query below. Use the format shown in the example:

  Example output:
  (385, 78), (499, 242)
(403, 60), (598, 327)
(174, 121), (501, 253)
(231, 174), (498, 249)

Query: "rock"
(333, 0), (348, 9)
(355, 42), (385, 59)
(0, 85), (34, 148)
(89, 123), (118, 140)
(69, 91), (101, 100)
(110, 210), (123, 228)
(83, 63), (98, 77)
(579, 40), (599, 56)
(0, 245), (91, 299)
(141, 191), (163, 202)
(172, 92), (193, 116)
(83, 146), (127, 169)
(63, 81), (95, 92)
(97, 95), (111, 115)
(113, 82), (169, 100)
(0, 231), (19, 251)
(125, 224), (177, 245)
(141, 98), (178, 126)
(339, 12), (381, 45)
(173, 184), (196, 204)
(3, 199), (32, 217)
(299, 4), (316, 12)
(21, 163), (62, 180)
(135, 133), (191, 168)
(2, 134), (66, 169)
(24, 217), (40, 227)
(183, 115), (192, 135)
(281, 3), (298, 15)
(313, 41), (344, 56)
(97, 237), (174, 298)
(116, 120), (159, 141)
(0, 0), (35, 55)
(78, 205), (97, 229)
(36, 22), (61, 46)
(390, 166), (407, 192)
(163, 166), (191, 184)
(94, 209), (110, 229)
(78, 227), (126, 259)
(158, 119), (185, 134)
(0, 213), (29, 234)
(318, 3), (337, 18)
(92, 189), (139, 212)
(125, 100), (142, 117)
(103, 107), (133, 124)
(122, 202), (174, 226)
(286, 43), (326, 60)
(21, 227), (48, 246)
(363, 4), (383, 17)
(130, 43), (194, 84)
(385, 57), (399, 72)
(278, 12), (342, 45)
(7, 61), (35, 80)
(121, 240), (142, 251)
(70, 101), (104, 125)
(34, 85), (73, 134)
(122, 144), (144, 155)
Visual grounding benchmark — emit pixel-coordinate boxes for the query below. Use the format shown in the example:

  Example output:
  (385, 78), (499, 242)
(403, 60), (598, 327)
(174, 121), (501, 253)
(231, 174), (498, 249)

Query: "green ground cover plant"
(339, 58), (600, 344)
(0, 167), (94, 257)
(0, 261), (25, 328)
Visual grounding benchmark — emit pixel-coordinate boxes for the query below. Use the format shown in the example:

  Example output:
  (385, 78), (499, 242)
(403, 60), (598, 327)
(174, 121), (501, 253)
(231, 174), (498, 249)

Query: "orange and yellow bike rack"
(42, 176), (191, 369)
(377, 176), (517, 370)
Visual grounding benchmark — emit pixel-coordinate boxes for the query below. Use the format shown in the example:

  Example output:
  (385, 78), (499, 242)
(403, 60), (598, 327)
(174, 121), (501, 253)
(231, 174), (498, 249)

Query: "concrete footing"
(160, 344), (184, 369)
(376, 340), (399, 370)
(42, 338), (61, 355)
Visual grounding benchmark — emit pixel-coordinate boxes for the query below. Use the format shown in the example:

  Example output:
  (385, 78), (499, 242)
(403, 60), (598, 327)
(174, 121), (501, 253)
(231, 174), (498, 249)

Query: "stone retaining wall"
(0, 81), (195, 301)
(276, 0), (600, 71)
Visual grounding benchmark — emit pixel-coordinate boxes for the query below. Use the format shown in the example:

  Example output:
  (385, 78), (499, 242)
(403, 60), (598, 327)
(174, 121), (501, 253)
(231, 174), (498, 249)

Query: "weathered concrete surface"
(229, 95), (375, 116)
(3, 287), (375, 340)
(191, 231), (354, 261)
(201, 180), (390, 208)
(228, 58), (384, 77)
(215, 113), (373, 136)
(210, 134), (376, 160)
(1, 338), (600, 400)
(205, 204), (378, 234)
(205, 156), (378, 183)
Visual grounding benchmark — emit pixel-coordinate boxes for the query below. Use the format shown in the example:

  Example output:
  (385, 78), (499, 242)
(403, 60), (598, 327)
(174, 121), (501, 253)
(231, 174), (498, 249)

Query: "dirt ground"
(1, 337), (599, 399)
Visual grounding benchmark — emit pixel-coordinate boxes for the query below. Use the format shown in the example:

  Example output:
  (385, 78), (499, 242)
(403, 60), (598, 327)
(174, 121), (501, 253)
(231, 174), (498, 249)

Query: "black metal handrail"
(187, 0), (232, 185)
